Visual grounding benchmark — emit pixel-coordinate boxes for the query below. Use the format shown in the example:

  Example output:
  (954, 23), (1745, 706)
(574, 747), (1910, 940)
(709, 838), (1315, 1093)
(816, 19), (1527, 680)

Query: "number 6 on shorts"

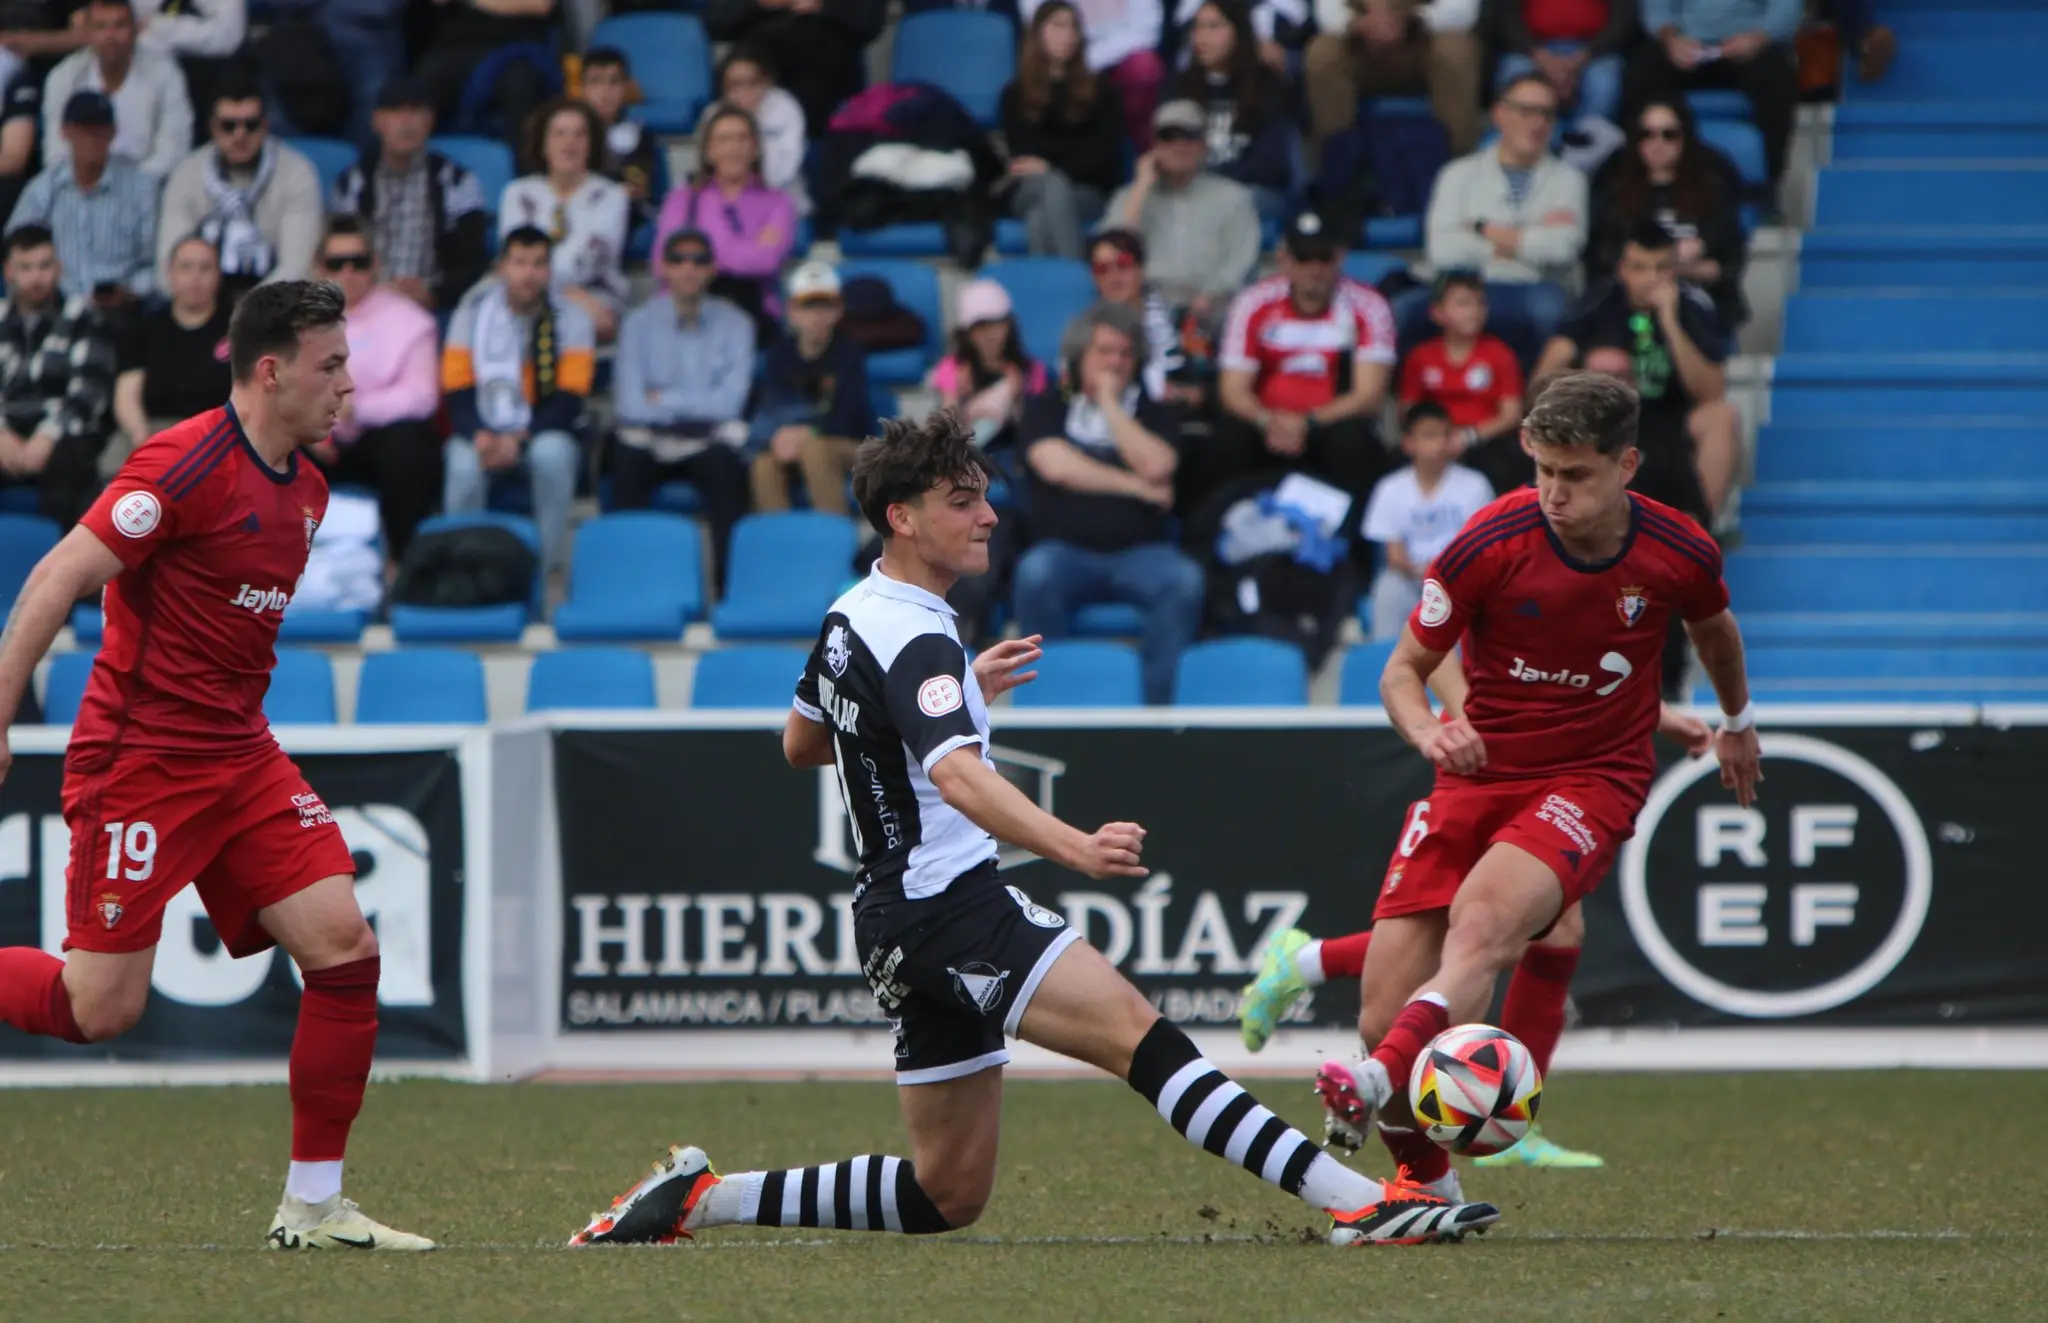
(103, 820), (158, 881)
(1398, 801), (1431, 858)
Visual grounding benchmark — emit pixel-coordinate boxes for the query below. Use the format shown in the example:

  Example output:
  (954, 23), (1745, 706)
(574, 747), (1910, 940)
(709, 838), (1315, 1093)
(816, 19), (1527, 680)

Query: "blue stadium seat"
(1696, 119), (1765, 190)
(389, 512), (542, 643)
(278, 608), (370, 643)
(1174, 638), (1309, 706)
(1743, 647), (2048, 681)
(1341, 253), (1406, 288)
(1739, 614), (2048, 649)
(1011, 641), (1143, 708)
(1816, 165), (2048, 228)
(1768, 379), (2048, 422)
(1724, 548), (2048, 614)
(987, 257), (1097, 367)
(837, 259), (942, 385)
(711, 513), (860, 639)
(1684, 89), (1750, 121)
(526, 647), (658, 712)
(691, 644), (811, 708)
(264, 649), (338, 724)
(839, 220), (1028, 260)
(1755, 426), (2048, 483)
(1839, 36), (2045, 103)
(1363, 215), (1424, 250)
(355, 649), (489, 724)
(1831, 100), (2048, 160)
(429, 136), (516, 216)
(554, 513), (705, 641)
(1694, 681), (2048, 705)
(1783, 292), (2048, 355)
(43, 650), (93, 724)
(1338, 641), (1397, 705)
(890, 11), (1015, 125)
(1072, 603), (1145, 637)
(1796, 228), (2048, 289)
(1741, 512), (2048, 544)
(0, 514), (59, 609)
(587, 14), (712, 134)
(286, 135), (360, 204)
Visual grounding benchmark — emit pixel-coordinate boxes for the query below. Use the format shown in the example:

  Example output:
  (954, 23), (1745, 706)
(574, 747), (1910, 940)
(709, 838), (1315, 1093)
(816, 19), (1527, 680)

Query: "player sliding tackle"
(1311, 371), (1760, 1227)
(572, 413), (1499, 1249)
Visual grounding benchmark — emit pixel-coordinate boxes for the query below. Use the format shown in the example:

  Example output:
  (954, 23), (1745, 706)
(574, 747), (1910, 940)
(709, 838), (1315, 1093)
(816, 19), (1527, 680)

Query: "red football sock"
(1369, 996), (1450, 1107)
(290, 956), (380, 1163)
(1503, 944), (1579, 1079)
(0, 947), (87, 1043)
(1378, 1120), (1451, 1185)
(1320, 930), (1373, 982)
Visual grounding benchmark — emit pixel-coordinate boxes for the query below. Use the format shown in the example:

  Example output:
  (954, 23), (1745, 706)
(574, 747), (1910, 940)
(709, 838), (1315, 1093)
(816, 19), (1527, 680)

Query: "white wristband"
(1720, 701), (1756, 733)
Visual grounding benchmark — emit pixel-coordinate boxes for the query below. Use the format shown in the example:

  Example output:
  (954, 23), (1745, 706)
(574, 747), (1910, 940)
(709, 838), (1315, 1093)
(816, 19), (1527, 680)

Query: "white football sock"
(686, 1170), (759, 1230)
(1293, 939), (1326, 987)
(285, 1160), (343, 1206)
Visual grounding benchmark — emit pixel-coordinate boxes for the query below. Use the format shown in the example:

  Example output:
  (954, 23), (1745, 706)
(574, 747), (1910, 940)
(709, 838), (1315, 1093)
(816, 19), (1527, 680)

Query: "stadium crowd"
(0, 0), (1899, 705)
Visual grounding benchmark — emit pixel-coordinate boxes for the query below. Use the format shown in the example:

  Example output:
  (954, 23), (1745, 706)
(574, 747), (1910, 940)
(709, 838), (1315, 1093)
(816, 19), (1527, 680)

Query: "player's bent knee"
(69, 983), (148, 1042)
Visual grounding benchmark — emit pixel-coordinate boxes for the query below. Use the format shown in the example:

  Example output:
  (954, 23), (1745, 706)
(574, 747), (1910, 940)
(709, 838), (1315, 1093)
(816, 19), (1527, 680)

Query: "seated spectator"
(0, 61), (40, 223)
(440, 226), (595, 575)
(610, 227), (755, 588)
(1587, 94), (1746, 330)
(1535, 219), (1735, 517)
(751, 259), (874, 517)
(1625, 0), (1798, 189)
(334, 77), (491, 315)
(305, 219), (443, 562)
(1107, 99), (1261, 319)
(1306, 0), (1482, 159)
(716, 45), (808, 214)
(703, 0), (883, 133)
(0, 4), (89, 60)
(131, 0), (246, 62)
(1170, 0), (1308, 75)
(257, 0), (401, 150)
(1493, 0), (1635, 127)
(1013, 302), (1200, 705)
(654, 105), (797, 337)
(0, 226), (117, 526)
(1177, 0), (1293, 221)
(1021, 0), (1165, 148)
(112, 234), (227, 469)
(158, 78), (323, 294)
(1087, 226), (1190, 403)
(412, 0), (558, 149)
(578, 46), (662, 233)
(1398, 272), (1526, 493)
(7, 92), (159, 315)
(43, 0), (190, 179)
(1000, 1), (1123, 260)
(927, 279), (1048, 453)
(1209, 211), (1396, 505)
(500, 98), (629, 344)
(1361, 400), (1493, 638)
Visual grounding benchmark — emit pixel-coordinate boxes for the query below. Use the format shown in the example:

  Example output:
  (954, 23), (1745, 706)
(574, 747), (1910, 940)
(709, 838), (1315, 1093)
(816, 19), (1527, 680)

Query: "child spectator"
(1000, 1), (1123, 259)
(1399, 272), (1527, 493)
(578, 47), (662, 234)
(717, 46), (808, 213)
(499, 97), (630, 343)
(750, 259), (874, 516)
(1360, 400), (1493, 639)
(927, 278), (1048, 453)
(1175, 0), (1293, 220)
(654, 104), (798, 339)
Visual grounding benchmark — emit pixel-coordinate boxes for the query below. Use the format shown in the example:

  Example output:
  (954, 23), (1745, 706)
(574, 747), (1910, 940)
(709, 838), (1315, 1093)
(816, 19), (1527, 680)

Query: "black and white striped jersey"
(794, 565), (999, 901)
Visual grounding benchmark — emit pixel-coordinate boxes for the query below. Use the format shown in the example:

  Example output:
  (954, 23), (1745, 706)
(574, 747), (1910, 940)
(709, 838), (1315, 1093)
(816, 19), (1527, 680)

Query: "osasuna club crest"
(1616, 586), (1649, 628)
(824, 624), (851, 677)
(98, 892), (123, 929)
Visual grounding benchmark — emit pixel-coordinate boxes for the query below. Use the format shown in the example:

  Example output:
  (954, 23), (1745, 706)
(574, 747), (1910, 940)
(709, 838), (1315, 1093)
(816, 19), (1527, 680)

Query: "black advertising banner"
(0, 749), (468, 1060)
(555, 721), (2048, 1033)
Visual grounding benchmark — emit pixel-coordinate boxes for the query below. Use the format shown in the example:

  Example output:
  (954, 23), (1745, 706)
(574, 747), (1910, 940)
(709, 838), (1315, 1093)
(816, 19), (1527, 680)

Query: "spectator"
(1587, 94), (1746, 330)
(112, 234), (227, 469)
(43, 0), (191, 179)
(578, 47), (662, 233)
(413, 0), (558, 150)
(1625, 0), (1798, 189)
(1210, 211), (1397, 504)
(131, 0), (246, 60)
(1020, 0), (1165, 149)
(263, 0), (404, 151)
(1305, 0), (1483, 159)
(1535, 219), (1736, 516)
(716, 46), (808, 212)
(0, 4), (88, 60)
(1000, 1), (1123, 260)
(0, 60), (39, 222)
(1107, 99), (1261, 316)
(703, 0), (883, 134)
(158, 79), (323, 293)
(1398, 272), (1527, 493)
(500, 97), (629, 344)
(1493, 0), (1635, 126)
(1086, 227), (1188, 403)
(1176, 0), (1293, 221)
(333, 77), (492, 316)
(8, 91), (159, 311)
(1170, 0), (1309, 75)
(305, 218), (443, 561)
(610, 227), (755, 588)
(751, 259), (874, 517)
(440, 226), (594, 575)
(1013, 302), (1198, 704)
(1360, 399), (1493, 638)
(653, 104), (797, 337)
(927, 279), (1048, 453)
(0, 226), (117, 526)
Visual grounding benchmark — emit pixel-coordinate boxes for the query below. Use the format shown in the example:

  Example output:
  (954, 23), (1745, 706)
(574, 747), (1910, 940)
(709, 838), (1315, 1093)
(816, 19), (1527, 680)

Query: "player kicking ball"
(1305, 371), (1760, 1232)
(0, 281), (434, 1251)
(570, 414), (1498, 1249)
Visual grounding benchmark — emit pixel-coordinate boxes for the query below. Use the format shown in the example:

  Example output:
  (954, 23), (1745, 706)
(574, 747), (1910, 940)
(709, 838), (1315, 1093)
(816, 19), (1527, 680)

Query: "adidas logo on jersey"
(230, 584), (291, 614)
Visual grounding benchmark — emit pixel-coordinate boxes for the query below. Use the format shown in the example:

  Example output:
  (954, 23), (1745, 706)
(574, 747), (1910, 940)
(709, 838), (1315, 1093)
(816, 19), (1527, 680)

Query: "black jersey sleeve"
(883, 631), (983, 772)
(794, 627), (825, 721)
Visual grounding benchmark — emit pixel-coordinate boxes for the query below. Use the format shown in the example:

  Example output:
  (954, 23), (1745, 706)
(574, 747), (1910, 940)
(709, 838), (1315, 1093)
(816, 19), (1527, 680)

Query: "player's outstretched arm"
(1383, 627), (1485, 774)
(1683, 608), (1761, 807)
(928, 746), (1147, 881)
(0, 527), (123, 768)
(782, 710), (836, 769)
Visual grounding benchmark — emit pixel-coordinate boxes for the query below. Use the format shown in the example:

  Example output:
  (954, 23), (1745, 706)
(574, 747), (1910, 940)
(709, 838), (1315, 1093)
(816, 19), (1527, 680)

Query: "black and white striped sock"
(686, 1155), (952, 1234)
(1127, 1018), (1379, 1213)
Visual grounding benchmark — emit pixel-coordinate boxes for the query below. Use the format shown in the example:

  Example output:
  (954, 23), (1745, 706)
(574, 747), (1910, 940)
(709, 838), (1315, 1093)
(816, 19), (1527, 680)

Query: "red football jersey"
(1399, 335), (1525, 429)
(1219, 277), (1397, 414)
(1409, 487), (1728, 795)
(72, 405), (329, 757)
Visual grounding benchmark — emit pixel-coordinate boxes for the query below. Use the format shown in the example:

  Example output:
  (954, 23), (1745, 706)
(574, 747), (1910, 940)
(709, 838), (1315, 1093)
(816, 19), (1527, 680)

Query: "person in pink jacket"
(925, 279), (1049, 455)
(653, 103), (798, 336)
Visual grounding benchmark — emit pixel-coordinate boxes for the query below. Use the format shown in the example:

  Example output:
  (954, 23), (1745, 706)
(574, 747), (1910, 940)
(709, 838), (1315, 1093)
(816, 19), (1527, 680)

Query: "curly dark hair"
(227, 279), (345, 382)
(852, 414), (995, 537)
(521, 96), (609, 176)
(1523, 370), (1640, 457)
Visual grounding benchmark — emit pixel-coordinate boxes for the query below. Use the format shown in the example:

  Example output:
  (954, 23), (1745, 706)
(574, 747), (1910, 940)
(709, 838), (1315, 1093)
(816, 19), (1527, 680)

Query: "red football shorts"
(61, 742), (356, 957)
(1373, 775), (1642, 922)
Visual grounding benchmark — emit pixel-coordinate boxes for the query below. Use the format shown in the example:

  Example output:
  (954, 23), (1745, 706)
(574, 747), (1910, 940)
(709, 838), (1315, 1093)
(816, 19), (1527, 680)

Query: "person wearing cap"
(333, 77), (491, 314)
(609, 227), (757, 588)
(7, 90), (159, 311)
(1106, 98), (1260, 316)
(43, 0), (191, 179)
(157, 73), (324, 293)
(750, 258), (874, 517)
(928, 278), (1048, 454)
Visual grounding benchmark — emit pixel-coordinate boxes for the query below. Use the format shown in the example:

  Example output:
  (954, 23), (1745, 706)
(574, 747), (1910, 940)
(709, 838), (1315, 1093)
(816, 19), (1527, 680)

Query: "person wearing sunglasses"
(1491, 0), (1634, 127)
(1084, 228), (1188, 404)
(1586, 95), (1745, 332)
(1106, 99), (1260, 322)
(158, 75), (324, 297)
(1623, 0), (1799, 190)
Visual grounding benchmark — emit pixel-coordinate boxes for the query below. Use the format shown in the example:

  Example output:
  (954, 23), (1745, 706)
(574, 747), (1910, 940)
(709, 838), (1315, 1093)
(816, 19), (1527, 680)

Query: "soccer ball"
(1409, 1023), (1542, 1156)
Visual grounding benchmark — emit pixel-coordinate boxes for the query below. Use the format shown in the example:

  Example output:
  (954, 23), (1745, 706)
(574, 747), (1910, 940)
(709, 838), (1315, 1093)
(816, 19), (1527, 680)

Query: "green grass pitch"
(0, 1072), (2041, 1322)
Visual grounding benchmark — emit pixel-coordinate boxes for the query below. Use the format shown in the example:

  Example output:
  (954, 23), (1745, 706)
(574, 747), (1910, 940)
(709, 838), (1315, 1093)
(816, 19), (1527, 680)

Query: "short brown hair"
(522, 96), (608, 175)
(227, 280), (345, 382)
(852, 414), (994, 537)
(1522, 370), (1639, 456)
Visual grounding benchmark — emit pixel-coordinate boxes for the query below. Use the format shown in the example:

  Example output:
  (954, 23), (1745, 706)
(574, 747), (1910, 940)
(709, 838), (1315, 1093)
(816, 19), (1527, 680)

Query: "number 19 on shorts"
(103, 820), (157, 881)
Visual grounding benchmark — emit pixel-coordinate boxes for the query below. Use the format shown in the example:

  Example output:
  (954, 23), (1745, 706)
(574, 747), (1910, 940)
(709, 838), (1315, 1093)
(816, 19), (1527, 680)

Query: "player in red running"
(1314, 371), (1760, 1242)
(0, 281), (436, 1252)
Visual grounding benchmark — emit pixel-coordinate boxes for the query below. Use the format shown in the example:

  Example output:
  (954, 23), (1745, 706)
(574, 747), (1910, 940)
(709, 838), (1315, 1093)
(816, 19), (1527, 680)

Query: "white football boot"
(266, 1193), (438, 1251)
